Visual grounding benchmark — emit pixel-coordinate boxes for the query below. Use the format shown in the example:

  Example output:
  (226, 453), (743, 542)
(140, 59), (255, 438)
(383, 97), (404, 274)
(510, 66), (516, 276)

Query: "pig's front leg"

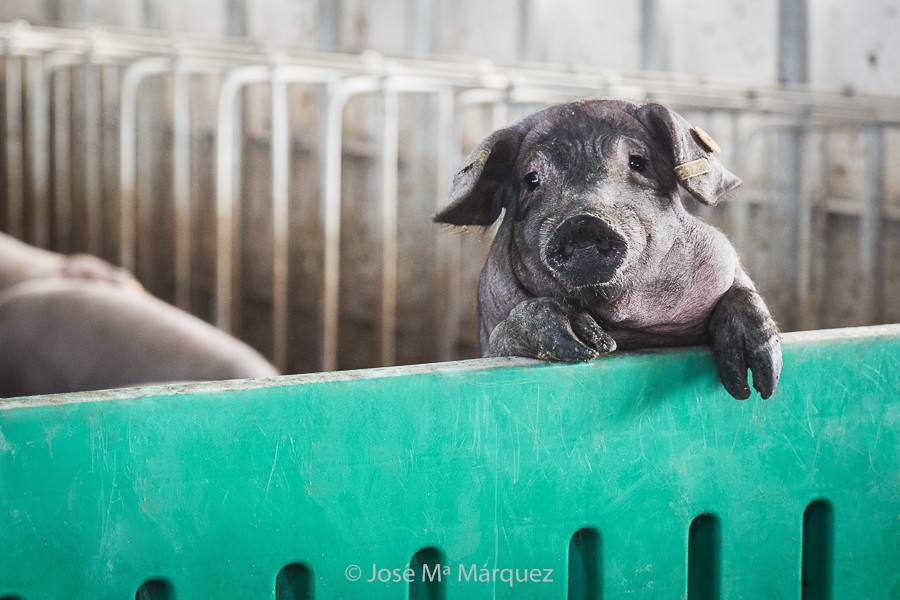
(708, 273), (782, 400)
(486, 297), (616, 361)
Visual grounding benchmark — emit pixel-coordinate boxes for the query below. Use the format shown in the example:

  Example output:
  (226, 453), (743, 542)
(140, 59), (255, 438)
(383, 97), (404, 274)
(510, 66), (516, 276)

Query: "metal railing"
(3, 21), (899, 373)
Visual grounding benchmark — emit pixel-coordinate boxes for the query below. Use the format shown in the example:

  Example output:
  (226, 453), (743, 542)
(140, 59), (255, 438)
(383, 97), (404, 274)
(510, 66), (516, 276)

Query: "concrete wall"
(3, 0), (900, 94)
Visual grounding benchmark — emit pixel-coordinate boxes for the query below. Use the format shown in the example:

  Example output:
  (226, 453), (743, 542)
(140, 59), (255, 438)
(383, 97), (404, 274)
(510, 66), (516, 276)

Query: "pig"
(0, 231), (137, 292)
(0, 278), (278, 397)
(434, 99), (781, 400)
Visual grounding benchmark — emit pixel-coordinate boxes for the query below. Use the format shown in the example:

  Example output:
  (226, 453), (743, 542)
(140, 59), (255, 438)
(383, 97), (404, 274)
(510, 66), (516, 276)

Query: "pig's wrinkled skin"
(435, 99), (781, 400)
(0, 279), (278, 397)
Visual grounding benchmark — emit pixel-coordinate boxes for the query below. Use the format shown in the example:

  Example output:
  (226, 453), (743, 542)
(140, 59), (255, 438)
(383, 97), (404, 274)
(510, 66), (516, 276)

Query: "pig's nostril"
(546, 215), (627, 285)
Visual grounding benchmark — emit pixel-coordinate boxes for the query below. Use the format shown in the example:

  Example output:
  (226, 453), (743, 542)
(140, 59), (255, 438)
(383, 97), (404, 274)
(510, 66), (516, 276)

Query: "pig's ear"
(434, 127), (524, 226)
(637, 102), (741, 206)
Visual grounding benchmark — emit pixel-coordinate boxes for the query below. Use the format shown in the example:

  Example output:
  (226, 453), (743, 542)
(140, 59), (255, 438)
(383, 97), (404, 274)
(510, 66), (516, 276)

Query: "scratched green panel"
(1, 326), (898, 599)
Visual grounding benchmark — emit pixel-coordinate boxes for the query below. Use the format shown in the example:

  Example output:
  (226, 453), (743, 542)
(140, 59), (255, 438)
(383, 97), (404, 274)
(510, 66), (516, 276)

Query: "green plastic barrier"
(1, 325), (898, 599)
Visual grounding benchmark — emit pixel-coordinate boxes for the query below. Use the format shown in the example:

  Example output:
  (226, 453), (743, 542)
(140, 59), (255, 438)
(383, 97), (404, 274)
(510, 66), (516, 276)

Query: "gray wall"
(3, 0), (900, 94)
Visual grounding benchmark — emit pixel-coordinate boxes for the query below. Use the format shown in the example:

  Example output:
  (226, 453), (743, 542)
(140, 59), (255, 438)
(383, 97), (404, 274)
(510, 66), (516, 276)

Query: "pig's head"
(434, 100), (741, 300)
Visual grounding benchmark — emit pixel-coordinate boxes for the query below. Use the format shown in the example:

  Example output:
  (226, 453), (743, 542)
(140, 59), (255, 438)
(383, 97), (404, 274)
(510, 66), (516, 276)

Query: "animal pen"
(1, 19), (899, 600)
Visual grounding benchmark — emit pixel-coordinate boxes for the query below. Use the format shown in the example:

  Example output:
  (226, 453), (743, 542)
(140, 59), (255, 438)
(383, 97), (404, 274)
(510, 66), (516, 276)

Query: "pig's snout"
(545, 215), (627, 287)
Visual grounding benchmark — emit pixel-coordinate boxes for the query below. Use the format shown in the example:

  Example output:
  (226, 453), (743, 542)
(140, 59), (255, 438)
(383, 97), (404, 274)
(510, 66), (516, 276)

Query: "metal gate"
(2, 20), (899, 374)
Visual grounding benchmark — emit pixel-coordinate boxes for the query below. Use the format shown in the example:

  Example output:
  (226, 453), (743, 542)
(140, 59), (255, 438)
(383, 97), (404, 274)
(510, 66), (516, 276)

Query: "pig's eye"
(524, 171), (542, 191)
(628, 154), (647, 173)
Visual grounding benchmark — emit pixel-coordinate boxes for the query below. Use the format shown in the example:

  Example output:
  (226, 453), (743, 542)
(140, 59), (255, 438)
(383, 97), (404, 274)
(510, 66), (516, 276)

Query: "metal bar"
(434, 89), (455, 361)
(40, 52), (85, 253)
(28, 56), (51, 247)
(271, 59), (290, 371)
(859, 125), (885, 325)
(52, 66), (71, 251)
(82, 45), (102, 255)
(320, 78), (344, 371)
(776, 0), (808, 330)
(438, 89), (515, 360)
(5, 52), (24, 239)
(319, 76), (381, 371)
(6, 22), (900, 125)
(215, 67), (256, 332)
(809, 129), (829, 327)
(118, 57), (170, 271)
(775, 126), (805, 328)
(172, 55), (192, 310)
(380, 84), (399, 367)
(794, 125), (813, 330)
(727, 111), (747, 253)
(216, 64), (334, 337)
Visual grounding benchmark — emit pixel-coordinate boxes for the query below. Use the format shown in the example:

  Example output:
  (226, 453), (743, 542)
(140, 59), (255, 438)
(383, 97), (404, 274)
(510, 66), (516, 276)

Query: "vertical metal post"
(119, 71), (138, 271)
(808, 129), (829, 328)
(53, 67), (72, 251)
(28, 57), (51, 247)
(859, 125), (884, 325)
(119, 58), (170, 272)
(82, 45), (101, 255)
(172, 56), (192, 310)
(270, 60), (290, 371)
(726, 112), (747, 254)
(316, 77), (379, 371)
(434, 89), (455, 361)
(794, 126), (813, 329)
(320, 79), (346, 372)
(406, 0), (433, 360)
(776, 0), (809, 330)
(317, 2), (341, 368)
(773, 123), (810, 329)
(5, 52), (24, 239)
(215, 74), (240, 333)
(380, 84), (400, 367)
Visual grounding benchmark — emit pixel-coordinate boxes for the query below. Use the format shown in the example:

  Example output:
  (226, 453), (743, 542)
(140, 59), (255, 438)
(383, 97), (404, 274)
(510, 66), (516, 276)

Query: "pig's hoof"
(709, 287), (782, 400)
(489, 297), (616, 362)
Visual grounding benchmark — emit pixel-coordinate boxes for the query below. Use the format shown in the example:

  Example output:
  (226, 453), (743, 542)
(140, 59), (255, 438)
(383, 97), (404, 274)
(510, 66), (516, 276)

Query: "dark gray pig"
(435, 99), (781, 400)
(0, 278), (278, 397)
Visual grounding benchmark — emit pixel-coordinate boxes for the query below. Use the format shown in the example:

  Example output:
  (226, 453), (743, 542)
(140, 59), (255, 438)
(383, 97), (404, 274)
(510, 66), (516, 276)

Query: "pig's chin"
(549, 266), (625, 293)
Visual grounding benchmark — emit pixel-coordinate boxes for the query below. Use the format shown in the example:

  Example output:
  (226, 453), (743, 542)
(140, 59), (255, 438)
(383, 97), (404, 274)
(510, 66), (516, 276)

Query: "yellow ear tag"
(692, 126), (722, 153)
